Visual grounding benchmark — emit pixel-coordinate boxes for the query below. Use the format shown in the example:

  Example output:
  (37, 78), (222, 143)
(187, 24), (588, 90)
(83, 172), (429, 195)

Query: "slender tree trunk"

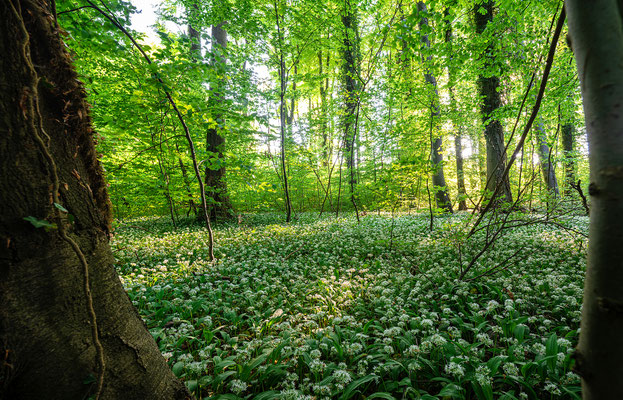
(534, 120), (559, 199)
(566, 2), (623, 398)
(0, 2), (191, 398)
(175, 142), (198, 216)
(288, 47), (298, 127)
(445, 6), (467, 211)
(205, 22), (233, 221)
(478, 134), (487, 193)
(561, 122), (576, 194)
(454, 134), (468, 210)
(188, 19), (201, 59)
(418, 2), (452, 213)
(474, 0), (513, 206)
(274, 1), (292, 222)
(341, 0), (361, 219)
(318, 49), (330, 168)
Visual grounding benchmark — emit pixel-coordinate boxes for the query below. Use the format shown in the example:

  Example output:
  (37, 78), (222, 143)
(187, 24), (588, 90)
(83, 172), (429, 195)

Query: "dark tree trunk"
(474, 0), (513, 206)
(566, 1), (623, 398)
(188, 26), (201, 59)
(0, 1), (191, 399)
(418, 1), (452, 213)
(561, 122), (576, 194)
(205, 22), (233, 221)
(534, 121), (559, 199)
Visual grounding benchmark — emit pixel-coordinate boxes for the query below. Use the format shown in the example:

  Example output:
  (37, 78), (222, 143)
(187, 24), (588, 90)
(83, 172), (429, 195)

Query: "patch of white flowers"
(113, 213), (587, 399)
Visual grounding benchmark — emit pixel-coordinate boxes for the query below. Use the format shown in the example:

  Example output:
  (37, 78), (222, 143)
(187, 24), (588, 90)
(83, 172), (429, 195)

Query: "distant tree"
(340, 0), (362, 218)
(534, 120), (559, 199)
(0, 1), (190, 398)
(445, 5), (468, 211)
(474, 0), (513, 206)
(417, 1), (453, 213)
(205, 21), (234, 221)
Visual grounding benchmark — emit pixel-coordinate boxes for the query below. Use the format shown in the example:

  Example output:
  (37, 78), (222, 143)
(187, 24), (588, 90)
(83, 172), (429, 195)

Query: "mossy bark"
(205, 22), (233, 221)
(0, 1), (191, 399)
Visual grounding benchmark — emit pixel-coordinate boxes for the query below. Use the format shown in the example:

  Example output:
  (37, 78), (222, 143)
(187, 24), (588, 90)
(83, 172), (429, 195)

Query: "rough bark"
(534, 121), (559, 199)
(205, 22), (233, 221)
(0, 1), (191, 399)
(566, 1), (623, 398)
(474, 0), (513, 206)
(418, 1), (452, 213)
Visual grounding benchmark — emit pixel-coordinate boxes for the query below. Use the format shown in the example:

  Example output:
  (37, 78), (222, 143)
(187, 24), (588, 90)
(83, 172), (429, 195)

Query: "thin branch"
(80, 0), (215, 259)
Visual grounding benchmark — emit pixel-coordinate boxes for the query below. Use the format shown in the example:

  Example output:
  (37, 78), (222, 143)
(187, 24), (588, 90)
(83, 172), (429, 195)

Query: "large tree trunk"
(0, 1), (191, 399)
(474, 0), (513, 206)
(566, 1), (623, 398)
(204, 22), (233, 221)
(418, 1), (453, 213)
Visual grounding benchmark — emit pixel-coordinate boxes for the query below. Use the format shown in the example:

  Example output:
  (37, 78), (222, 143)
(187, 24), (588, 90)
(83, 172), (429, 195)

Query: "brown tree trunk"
(205, 22), (233, 221)
(0, 1), (191, 399)
(418, 1), (453, 213)
(566, 1), (623, 398)
(474, 0), (513, 206)
(561, 122), (576, 194)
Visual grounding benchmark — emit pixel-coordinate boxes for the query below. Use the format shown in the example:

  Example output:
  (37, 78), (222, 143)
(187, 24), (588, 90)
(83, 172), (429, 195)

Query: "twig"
(570, 179), (590, 215)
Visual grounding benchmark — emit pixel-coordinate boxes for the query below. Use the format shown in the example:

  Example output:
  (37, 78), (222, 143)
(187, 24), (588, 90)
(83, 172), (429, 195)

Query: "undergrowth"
(112, 213), (587, 400)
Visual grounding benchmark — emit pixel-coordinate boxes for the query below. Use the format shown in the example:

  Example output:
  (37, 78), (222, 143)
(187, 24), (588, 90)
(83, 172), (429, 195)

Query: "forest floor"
(112, 212), (587, 400)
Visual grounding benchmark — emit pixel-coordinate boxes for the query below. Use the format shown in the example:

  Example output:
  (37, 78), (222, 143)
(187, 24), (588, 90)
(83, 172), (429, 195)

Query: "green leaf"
(339, 374), (377, 400)
(438, 383), (464, 399)
(172, 361), (184, 377)
(487, 355), (506, 374)
(252, 391), (280, 400)
(23, 216), (55, 229)
(185, 380), (197, 392)
(367, 392), (396, 400)
(545, 333), (559, 373)
(54, 202), (68, 213)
